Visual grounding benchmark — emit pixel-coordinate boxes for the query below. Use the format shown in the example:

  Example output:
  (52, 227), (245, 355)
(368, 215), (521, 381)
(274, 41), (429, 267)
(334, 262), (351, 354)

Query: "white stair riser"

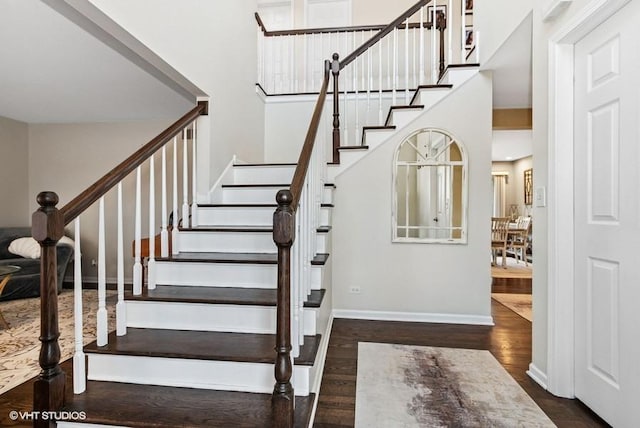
(323, 187), (333, 204)
(440, 68), (476, 85)
(317, 233), (329, 253)
(364, 129), (395, 149)
(176, 231), (275, 253)
(388, 109), (422, 128)
(87, 354), (311, 395)
(197, 206), (274, 226)
(311, 266), (322, 290)
(233, 166), (295, 184)
(126, 301), (318, 335)
(414, 89), (449, 107)
(222, 187), (283, 204)
(156, 261), (276, 288)
(320, 206), (332, 225)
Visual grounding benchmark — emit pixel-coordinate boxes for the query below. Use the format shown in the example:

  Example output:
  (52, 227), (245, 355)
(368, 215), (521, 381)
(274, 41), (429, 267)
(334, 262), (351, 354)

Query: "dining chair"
(508, 216), (531, 266)
(491, 217), (510, 268)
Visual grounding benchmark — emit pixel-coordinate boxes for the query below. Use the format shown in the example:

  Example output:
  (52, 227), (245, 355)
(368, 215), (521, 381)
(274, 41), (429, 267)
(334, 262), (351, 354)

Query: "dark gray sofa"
(0, 227), (73, 301)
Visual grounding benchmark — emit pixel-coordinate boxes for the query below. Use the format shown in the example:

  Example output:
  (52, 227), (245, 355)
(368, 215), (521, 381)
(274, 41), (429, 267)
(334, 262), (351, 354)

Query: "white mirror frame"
(391, 127), (468, 244)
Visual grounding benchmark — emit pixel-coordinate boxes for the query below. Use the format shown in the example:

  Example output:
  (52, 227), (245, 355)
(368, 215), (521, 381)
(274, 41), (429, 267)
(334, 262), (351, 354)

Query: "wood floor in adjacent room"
(313, 278), (609, 428)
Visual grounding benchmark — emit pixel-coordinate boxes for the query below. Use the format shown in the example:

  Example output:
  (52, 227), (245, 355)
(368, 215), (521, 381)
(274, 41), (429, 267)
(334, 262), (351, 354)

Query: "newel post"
(436, 11), (447, 80)
(32, 191), (66, 428)
(331, 53), (341, 164)
(272, 189), (295, 428)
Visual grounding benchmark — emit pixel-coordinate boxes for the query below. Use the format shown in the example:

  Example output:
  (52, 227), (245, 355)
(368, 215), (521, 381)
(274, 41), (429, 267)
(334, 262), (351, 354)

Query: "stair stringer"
(328, 67), (480, 181)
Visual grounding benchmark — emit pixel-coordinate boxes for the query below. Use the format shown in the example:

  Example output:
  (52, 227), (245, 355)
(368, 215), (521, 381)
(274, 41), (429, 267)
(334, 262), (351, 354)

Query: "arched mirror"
(393, 128), (468, 243)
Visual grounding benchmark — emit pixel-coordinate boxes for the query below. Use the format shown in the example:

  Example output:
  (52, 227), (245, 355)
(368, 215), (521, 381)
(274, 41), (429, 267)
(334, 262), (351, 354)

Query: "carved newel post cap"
(276, 189), (293, 206)
(332, 52), (339, 60)
(32, 191), (63, 244)
(37, 191), (59, 207)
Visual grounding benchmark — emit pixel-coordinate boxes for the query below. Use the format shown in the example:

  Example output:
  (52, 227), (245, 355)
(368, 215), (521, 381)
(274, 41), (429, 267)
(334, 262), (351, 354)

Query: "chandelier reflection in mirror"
(393, 128), (468, 243)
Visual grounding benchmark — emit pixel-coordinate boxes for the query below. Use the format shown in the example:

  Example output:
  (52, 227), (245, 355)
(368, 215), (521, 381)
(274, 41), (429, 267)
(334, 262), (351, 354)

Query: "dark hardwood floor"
(313, 278), (609, 428)
(0, 276), (608, 427)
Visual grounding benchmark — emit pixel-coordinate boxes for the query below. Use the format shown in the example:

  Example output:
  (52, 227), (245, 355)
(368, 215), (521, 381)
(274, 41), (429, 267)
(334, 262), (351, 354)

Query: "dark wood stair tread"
(128, 285), (325, 308)
(198, 203), (277, 208)
(221, 183), (290, 188)
(362, 125), (396, 131)
(157, 252), (278, 264)
(385, 105), (425, 125)
(337, 145), (369, 150)
(179, 225), (273, 233)
(234, 163), (296, 167)
(312, 253), (330, 265)
(62, 381), (314, 428)
(85, 328), (320, 366)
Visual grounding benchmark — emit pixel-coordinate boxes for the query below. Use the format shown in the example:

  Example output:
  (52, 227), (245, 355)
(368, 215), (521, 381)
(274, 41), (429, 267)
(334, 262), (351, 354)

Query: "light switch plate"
(535, 186), (546, 207)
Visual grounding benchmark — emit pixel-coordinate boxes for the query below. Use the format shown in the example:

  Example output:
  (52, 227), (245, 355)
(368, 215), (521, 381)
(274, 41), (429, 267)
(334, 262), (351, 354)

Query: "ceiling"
(0, 0), (194, 124)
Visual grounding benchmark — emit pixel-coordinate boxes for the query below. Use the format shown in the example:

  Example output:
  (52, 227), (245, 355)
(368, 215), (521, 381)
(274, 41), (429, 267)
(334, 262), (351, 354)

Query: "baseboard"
(307, 313), (334, 428)
(332, 309), (494, 326)
(527, 363), (548, 390)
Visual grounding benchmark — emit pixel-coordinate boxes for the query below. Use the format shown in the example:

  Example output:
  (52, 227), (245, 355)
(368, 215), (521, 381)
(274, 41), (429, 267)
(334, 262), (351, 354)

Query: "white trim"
(546, 0), (631, 399)
(527, 363), (549, 390)
(333, 309), (494, 325)
(542, 0), (573, 22)
(207, 155), (236, 202)
(307, 314), (334, 427)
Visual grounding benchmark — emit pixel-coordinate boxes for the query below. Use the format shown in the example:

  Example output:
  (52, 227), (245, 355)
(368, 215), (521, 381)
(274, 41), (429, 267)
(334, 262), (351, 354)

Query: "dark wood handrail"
(255, 12), (433, 37)
(288, 61), (331, 210)
(60, 101), (207, 224)
(339, 0), (431, 69)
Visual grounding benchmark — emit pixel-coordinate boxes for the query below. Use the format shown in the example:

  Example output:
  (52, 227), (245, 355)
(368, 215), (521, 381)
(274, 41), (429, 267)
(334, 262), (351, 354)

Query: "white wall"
(263, 97), (316, 162)
(475, 0), (533, 65)
(332, 72), (493, 320)
(0, 116), (29, 226)
(28, 120), (172, 281)
(89, 0), (265, 188)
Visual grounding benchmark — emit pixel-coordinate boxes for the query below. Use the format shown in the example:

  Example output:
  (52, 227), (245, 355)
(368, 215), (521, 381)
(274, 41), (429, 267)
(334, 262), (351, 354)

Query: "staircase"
(57, 163), (332, 427)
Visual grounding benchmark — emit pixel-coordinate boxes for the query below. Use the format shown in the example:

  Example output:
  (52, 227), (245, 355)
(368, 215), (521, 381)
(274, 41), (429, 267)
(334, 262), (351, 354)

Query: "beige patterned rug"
(491, 257), (532, 279)
(492, 293), (533, 322)
(0, 289), (116, 395)
(355, 343), (555, 427)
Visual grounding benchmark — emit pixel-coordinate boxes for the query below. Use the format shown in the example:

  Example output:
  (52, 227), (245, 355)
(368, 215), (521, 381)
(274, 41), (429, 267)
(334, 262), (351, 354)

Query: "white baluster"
(387, 32), (391, 89)
(420, 6), (425, 85)
(133, 167), (142, 295)
(378, 39), (383, 123)
(461, 0), (466, 60)
(413, 23), (417, 89)
(432, 0), (438, 83)
(393, 28), (398, 105)
(182, 128), (190, 229)
(271, 37), (276, 93)
(405, 19), (410, 104)
(160, 146), (169, 257)
(148, 153), (156, 290)
(303, 34), (308, 92)
(73, 218), (85, 394)
(191, 121), (198, 226)
(448, 0), (453, 65)
(116, 183), (126, 336)
(97, 197), (108, 347)
(353, 33), (359, 145)
(343, 32), (348, 147)
(257, 24), (262, 87)
(172, 137), (179, 255)
(367, 32), (372, 124)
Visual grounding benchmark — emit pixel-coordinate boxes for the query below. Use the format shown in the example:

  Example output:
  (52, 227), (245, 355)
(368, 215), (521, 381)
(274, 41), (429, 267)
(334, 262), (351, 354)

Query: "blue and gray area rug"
(355, 343), (555, 427)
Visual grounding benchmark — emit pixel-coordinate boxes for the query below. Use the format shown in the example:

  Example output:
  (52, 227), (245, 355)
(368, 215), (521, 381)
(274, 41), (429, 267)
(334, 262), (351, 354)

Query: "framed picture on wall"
(465, 27), (474, 48)
(427, 5), (446, 24)
(465, 0), (473, 12)
(524, 168), (533, 205)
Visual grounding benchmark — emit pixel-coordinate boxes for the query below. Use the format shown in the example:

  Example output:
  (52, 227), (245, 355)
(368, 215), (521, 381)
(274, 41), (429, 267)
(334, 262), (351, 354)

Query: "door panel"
(574, 1), (640, 426)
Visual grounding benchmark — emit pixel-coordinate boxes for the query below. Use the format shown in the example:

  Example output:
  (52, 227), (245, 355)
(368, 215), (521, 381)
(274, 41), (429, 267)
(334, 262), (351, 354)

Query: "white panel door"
(574, 1), (640, 426)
